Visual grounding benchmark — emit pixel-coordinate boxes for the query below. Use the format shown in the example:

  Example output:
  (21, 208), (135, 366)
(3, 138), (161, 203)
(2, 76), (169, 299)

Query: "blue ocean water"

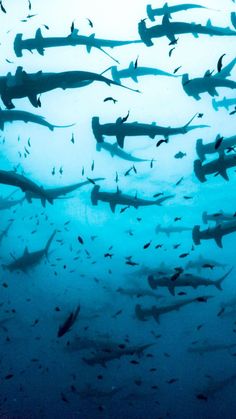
(0, 0), (236, 418)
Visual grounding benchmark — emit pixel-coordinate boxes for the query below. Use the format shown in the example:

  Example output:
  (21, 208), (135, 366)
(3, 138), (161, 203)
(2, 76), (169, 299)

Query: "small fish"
(174, 217), (181, 222)
(217, 54), (226, 73)
(143, 241), (151, 249)
(57, 305), (80, 338)
(134, 55), (139, 69)
(51, 167), (55, 176)
(43, 24), (49, 30)
(82, 166), (84, 176)
(217, 307), (225, 317)
(37, 96), (41, 107)
(103, 97), (117, 104)
(167, 378), (178, 384)
(175, 177), (183, 186)
(150, 159), (154, 168)
(5, 58), (13, 64)
(229, 106), (236, 116)
(133, 165), (137, 174)
(198, 113), (204, 118)
(174, 151), (186, 159)
(78, 236), (84, 244)
(112, 309), (122, 318)
(124, 167), (133, 176)
(202, 263), (214, 269)
(196, 393), (208, 401)
(153, 193), (163, 198)
(179, 253), (189, 258)
(121, 110), (130, 123)
(173, 66), (182, 74)
(91, 160), (94, 171)
(71, 133), (75, 144)
(28, 0), (31, 10)
(169, 47), (175, 57)
(156, 139), (168, 148)
(71, 20), (75, 33)
(115, 172), (119, 183)
(120, 206), (130, 213)
(59, 166), (63, 175)
(0, 1), (6, 13)
(87, 18), (93, 28)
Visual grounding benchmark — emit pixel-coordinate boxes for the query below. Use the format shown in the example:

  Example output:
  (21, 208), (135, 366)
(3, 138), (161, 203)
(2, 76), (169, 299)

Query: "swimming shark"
(138, 14), (236, 46)
(182, 58), (236, 101)
(91, 185), (174, 213)
(2, 230), (56, 272)
(0, 107), (74, 131)
(92, 115), (208, 148)
(194, 153), (236, 182)
(0, 66), (140, 109)
(196, 135), (236, 161)
(110, 61), (176, 84)
(96, 141), (150, 162)
(0, 220), (13, 244)
(116, 286), (164, 300)
(192, 221), (236, 248)
(146, 3), (212, 21)
(83, 343), (154, 367)
(0, 190), (25, 210)
(147, 269), (232, 296)
(188, 342), (236, 355)
(202, 211), (235, 225)
(200, 374), (236, 399)
(186, 255), (227, 271)
(0, 170), (53, 204)
(135, 296), (212, 323)
(14, 28), (141, 61)
(212, 97), (236, 111)
(155, 224), (191, 236)
(24, 178), (105, 205)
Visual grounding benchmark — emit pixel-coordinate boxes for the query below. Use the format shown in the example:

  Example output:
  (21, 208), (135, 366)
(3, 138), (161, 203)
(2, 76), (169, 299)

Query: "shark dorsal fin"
(24, 246), (29, 255)
(35, 28), (43, 41)
(116, 186), (121, 194)
(129, 61), (135, 70)
(70, 28), (79, 38)
(206, 19), (212, 28)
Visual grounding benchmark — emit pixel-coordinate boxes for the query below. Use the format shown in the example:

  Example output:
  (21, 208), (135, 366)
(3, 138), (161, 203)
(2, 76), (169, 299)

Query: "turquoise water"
(0, 1), (236, 418)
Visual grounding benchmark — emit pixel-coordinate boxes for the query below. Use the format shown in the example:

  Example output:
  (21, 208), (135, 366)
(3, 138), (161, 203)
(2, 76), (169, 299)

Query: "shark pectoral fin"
(36, 46), (45, 56)
(192, 32), (199, 38)
(208, 86), (218, 97)
(214, 233), (223, 248)
(116, 135), (125, 148)
(86, 34), (95, 53)
(131, 74), (138, 83)
(219, 168), (229, 181)
(0, 120), (4, 130)
(28, 95), (39, 107)
(168, 286), (175, 296)
(109, 202), (116, 213)
(24, 246), (29, 255)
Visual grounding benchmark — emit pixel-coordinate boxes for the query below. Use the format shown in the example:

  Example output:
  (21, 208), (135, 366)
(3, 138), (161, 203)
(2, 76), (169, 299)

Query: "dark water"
(1, 1), (236, 418)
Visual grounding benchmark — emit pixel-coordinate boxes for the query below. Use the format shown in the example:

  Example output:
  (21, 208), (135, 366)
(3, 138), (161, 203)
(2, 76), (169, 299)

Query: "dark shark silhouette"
(92, 115), (208, 148)
(196, 135), (236, 161)
(155, 224), (191, 235)
(193, 221), (236, 248)
(146, 3), (212, 21)
(147, 269), (232, 296)
(0, 66), (140, 109)
(0, 170), (53, 204)
(188, 341), (236, 355)
(0, 190), (25, 210)
(14, 28), (141, 61)
(202, 210), (235, 225)
(2, 230), (56, 272)
(24, 178), (105, 205)
(0, 107), (74, 130)
(186, 255), (227, 271)
(0, 220), (13, 244)
(194, 153), (236, 182)
(212, 96), (236, 111)
(91, 185), (174, 212)
(96, 141), (150, 162)
(111, 61), (176, 84)
(139, 14), (236, 46)
(182, 58), (236, 100)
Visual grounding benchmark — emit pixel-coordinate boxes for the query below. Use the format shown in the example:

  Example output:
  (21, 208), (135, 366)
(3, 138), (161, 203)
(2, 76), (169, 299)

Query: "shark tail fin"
(192, 225), (201, 245)
(184, 113), (198, 129)
(231, 12), (236, 30)
(196, 139), (206, 161)
(92, 117), (103, 143)
(45, 230), (57, 255)
(215, 268), (233, 290)
(14, 33), (23, 57)
(91, 185), (100, 205)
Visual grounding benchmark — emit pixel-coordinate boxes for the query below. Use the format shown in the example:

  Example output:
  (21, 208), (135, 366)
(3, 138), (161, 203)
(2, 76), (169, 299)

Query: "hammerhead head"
(194, 153), (236, 182)
(196, 135), (236, 161)
(0, 170), (53, 204)
(110, 61), (176, 84)
(0, 66), (139, 109)
(24, 177), (105, 205)
(182, 58), (236, 101)
(92, 115), (208, 148)
(0, 190), (25, 210)
(96, 140), (150, 162)
(186, 255), (227, 271)
(2, 230), (56, 272)
(192, 221), (236, 248)
(138, 14), (236, 46)
(91, 185), (174, 213)
(135, 296), (212, 323)
(83, 343), (154, 367)
(147, 268), (232, 296)
(212, 97), (236, 111)
(0, 107), (74, 131)
(155, 224), (191, 235)
(146, 3), (212, 21)
(14, 28), (142, 61)
(202, 210), (235, 225)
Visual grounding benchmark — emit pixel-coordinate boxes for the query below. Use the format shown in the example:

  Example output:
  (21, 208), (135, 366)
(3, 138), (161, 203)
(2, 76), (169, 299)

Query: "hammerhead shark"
(24, 178), (105, 205)
(138, 14), (236, 46)
(196, 135), (236, 161)
(202, 211), (235, 225)
(146, 3), (212, 21)
(155, 224), (191, 235)
(92, 115), (208, 148)
(0, 170), (53, 204)
(192, 221), (236, 248)
(135, 296), (212, 323)
(116, 286), (164, 300)
(200, 373), (236, 398)
(2, 230), (56, 272)
(188, 341), (236, 355)
(0, 66), (139, 109)
(212, 97), (236, 111)
(0, 190), (25, 210)
(186, 255), (227, 271)
(91, 185), (174, 213)
(182, 58), (236, 101)
(14, 28), (141, 61)
(83, 343), (154, 367)
(96, 140), (150, 162)
(194, 153), (236, 182)
(110, 61), (176, 84)
(0, 107), (74, 131)
(147, 269), (232, 296)
(0, 220), (13, 244)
